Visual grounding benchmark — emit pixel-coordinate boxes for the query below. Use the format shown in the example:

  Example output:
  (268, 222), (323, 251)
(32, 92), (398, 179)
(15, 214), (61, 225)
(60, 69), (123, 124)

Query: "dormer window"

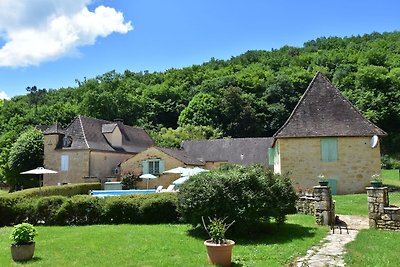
(63, 136), (72, 147)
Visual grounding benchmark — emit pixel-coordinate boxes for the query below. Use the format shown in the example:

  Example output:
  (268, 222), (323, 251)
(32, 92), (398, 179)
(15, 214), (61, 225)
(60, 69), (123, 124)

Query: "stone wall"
(275, 137), (382, 194)
(367, 187), (400, 230)
(296, 185), (335, 226)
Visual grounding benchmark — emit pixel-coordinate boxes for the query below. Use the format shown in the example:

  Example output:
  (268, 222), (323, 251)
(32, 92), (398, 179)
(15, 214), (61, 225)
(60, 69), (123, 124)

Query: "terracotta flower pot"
(11, 242), (35, 261)
(204, 239), (235, 267)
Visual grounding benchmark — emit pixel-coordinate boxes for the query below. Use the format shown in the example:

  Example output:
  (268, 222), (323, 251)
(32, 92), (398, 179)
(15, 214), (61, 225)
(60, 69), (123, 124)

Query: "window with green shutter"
(142, 159), (164, 175)
(320, 138), (338, 162)
(268, 148), (275, 165)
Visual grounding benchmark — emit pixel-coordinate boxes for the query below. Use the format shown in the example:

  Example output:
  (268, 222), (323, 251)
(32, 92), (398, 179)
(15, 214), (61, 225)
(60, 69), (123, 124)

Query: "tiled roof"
(274, 72), (387, 138)
(43, 123), (65, 135)
(181, 138), (274, 166)
(61, 116), (154, 153)
(157, 147), (205, 166)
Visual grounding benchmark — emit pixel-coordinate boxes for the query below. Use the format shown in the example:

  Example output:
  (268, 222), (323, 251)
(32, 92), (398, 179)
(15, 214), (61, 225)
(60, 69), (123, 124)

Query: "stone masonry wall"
(367, 187), (400, 230)
(276, 137), (381, 194)
(296, 185), (334, 226)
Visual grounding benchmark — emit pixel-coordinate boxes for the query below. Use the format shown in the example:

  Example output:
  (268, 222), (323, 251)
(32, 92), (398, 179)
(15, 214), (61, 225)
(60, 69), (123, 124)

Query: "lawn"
(345, 229), (400, 266)
(382, 169), (400, 187)
(0, 214), (327, 267)
(333, 169), (400, 216)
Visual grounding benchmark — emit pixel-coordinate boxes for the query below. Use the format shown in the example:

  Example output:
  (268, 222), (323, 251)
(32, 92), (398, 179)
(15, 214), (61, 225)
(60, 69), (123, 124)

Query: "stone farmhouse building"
(43, 116), (154, 185)
(270, 72), (386, 194)
(119, 138), (273, 188)
(120, 146), (205, 188)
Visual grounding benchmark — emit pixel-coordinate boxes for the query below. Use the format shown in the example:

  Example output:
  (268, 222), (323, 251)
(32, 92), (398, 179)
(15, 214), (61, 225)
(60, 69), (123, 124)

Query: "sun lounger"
(161, 184), (175, 192)
(156, 185), (163, 192)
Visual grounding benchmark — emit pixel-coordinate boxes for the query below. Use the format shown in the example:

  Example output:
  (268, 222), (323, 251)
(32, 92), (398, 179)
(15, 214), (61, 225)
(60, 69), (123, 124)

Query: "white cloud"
(0, 0), (132, 67)
(0, 91), (10, 100)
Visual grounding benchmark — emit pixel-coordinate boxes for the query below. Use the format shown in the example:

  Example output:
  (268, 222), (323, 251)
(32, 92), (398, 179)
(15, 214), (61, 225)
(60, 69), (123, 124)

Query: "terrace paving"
(295, 215), (369, 267)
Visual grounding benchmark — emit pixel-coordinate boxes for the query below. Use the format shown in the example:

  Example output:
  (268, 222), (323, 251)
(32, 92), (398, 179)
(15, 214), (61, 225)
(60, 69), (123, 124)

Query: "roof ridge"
(273, 73), (320, 137)
(78, 115), (90, 148)
(273, 72), (386, 138)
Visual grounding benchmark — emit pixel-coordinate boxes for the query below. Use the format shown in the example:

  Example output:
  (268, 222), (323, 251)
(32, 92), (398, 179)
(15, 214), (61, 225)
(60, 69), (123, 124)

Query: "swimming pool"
(91, 189), (156, 197)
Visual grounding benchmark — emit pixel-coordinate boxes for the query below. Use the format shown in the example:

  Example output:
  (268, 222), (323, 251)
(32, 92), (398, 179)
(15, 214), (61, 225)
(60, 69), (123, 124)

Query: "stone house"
(120, 138), (273, 189)
(270, 72), (386, 194)
(120, 146), (205, 188)
(43, 116), (154, 185)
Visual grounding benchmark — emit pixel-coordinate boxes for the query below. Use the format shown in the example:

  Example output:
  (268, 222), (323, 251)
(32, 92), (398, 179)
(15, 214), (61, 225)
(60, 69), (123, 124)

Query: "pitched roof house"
(120, 138), (273, 189)
(271, 72), (386, 194)
(120, 146), (205, 189)
(43, 116), (154, 185)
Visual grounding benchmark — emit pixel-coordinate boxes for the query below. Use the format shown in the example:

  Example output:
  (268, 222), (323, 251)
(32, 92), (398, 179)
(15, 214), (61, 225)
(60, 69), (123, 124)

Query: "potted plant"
(370, 174), (383, 188)
(10, 223), (37, 261)
(318, 174), (329, 186)
(202, 217), (235, 267)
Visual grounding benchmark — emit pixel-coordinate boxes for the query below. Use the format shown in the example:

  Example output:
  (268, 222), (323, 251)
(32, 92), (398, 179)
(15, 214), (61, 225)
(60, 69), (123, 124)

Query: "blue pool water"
(91, 189), (156, 197)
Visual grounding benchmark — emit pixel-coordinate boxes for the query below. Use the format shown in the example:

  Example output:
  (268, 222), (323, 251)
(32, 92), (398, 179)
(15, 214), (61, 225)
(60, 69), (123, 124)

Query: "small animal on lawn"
(331, 215), (349, 234)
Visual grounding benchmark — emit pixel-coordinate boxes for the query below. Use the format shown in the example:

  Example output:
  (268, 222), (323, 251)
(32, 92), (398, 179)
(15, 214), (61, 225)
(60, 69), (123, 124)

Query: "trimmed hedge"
(0, 192), (179, 226)
(8, 183), (101, 198)
(177, 165), (298, 230)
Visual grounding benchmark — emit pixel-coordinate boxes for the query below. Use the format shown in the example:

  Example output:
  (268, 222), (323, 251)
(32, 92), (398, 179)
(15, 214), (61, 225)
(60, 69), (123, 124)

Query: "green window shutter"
(142, 160), (149, 174)
(159, 160), (165, 174)
(321, 138), (338, 162)
(268, 148), (275, 165)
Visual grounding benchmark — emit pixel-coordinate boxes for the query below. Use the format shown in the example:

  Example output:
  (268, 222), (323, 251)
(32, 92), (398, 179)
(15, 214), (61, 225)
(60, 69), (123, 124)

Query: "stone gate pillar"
(367, 186), (389, 229)
(313, 185), (333, 226)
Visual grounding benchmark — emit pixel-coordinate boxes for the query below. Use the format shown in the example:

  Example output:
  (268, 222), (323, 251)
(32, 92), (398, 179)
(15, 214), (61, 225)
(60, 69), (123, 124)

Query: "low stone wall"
(296, 186), (334, 226)
(367, 187), (400, 230)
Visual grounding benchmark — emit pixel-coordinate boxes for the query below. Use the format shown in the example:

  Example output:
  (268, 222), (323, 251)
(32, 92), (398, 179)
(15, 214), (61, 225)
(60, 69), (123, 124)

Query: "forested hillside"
(1, 31), (400, 181)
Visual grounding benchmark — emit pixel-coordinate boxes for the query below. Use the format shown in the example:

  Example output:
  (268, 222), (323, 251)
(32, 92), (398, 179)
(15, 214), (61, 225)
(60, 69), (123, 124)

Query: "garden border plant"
(177, 165), (298, 233)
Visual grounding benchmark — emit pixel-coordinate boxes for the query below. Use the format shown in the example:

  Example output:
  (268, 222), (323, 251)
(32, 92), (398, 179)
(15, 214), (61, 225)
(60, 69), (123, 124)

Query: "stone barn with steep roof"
(271, 72), (386, 194)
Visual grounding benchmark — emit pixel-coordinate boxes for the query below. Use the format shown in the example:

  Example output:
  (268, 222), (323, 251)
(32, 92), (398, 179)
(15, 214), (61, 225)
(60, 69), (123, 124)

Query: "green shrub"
(177, 165), (297, 230)
(55, 195), (103, 225)
(102, 197), (140, 224)
(0, 196), (20, 226)
(139, 193), (180, 223)
(14, 199), (38, 224)
(36, 196), (67, 225)
(10, 223), (37, 245)
(121, 174), (140, 189)
(8, 183), (101, 198)
(381, 154), (400, 170)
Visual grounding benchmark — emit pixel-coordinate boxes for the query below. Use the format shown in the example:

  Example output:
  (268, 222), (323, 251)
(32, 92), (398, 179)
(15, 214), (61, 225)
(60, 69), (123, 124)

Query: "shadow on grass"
(187, 222), (319, 245)
(14, 256), (42, 265)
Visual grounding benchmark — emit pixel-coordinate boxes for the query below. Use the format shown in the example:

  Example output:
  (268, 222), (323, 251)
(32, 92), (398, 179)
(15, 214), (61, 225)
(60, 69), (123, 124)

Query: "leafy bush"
(55, 195), (103, 225)
(102, 197), (140, 224)
(121, 174), (140, 190)
(138, 193), (179, 223)
(36, 196), (67, 225)
(177, 165), (297, 230)
(381, 154), (400, 170)
(10, 223), (37, 245)
(0, 196), (20, 226)
(14, 199), (38, 224)
(0, 190), (179, 226)
(8, 183), (101, 198)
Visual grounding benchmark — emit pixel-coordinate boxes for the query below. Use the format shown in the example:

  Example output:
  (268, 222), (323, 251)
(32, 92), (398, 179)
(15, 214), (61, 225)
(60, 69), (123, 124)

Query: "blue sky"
(1, 0), (400, 99)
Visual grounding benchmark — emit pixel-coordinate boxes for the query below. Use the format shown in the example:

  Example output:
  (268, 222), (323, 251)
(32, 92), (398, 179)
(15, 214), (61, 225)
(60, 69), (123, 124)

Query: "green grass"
(0, 214), (327, 267)
(333, 194), (368, 216)
(345, 229), (400, 266)
(382, 169), (400, 187)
